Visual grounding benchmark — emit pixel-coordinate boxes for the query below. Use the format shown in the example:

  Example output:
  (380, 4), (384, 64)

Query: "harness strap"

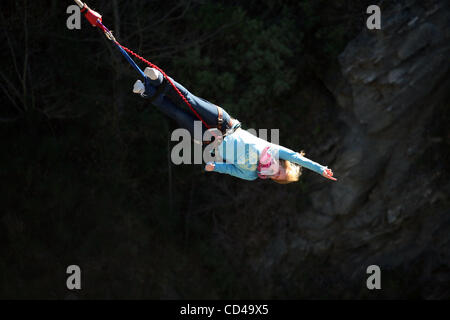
(217, 106), (223, 132)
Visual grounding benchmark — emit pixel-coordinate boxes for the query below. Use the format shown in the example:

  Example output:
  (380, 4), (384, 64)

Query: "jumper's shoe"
(133, 80), (145, 95)
(144, 67), (163, 84)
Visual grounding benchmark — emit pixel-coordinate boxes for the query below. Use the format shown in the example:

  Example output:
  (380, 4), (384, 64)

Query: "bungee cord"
(74, 0), (211, 129)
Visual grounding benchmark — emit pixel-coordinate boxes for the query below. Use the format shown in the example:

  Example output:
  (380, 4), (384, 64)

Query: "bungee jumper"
(74, 1), (337, 184)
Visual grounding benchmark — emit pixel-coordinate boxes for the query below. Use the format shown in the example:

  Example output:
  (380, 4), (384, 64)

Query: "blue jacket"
(208, 127), (327, 181)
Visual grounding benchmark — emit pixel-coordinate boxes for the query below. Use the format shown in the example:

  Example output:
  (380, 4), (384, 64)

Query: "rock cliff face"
(320, 0), (450, 298)
(221, 0), (450, 298)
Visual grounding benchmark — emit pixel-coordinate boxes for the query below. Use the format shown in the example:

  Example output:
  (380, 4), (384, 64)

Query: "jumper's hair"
(273, 150), (305, 184)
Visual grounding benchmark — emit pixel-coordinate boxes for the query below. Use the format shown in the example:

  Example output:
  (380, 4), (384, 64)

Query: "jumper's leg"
(143, 67), (235, 131)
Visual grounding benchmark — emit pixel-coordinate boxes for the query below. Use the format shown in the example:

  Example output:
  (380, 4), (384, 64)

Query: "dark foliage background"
(1, 0), (448, 299)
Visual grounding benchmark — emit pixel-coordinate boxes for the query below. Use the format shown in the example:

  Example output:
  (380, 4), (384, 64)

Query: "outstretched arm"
(276, 145), (337, 181)
(205, 162), (257, 181)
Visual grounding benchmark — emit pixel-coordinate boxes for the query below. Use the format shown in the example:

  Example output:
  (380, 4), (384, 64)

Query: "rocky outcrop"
(308, 0), (449, 298)
(234, 0), (450, 298)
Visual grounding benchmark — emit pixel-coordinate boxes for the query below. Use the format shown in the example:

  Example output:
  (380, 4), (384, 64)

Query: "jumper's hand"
(322, 168), (337, 181)
(205, 162), (215, 172)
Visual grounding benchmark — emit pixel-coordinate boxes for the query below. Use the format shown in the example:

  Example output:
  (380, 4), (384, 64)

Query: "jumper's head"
(270, 160), (302, 184)
(257, 147), (303, 184)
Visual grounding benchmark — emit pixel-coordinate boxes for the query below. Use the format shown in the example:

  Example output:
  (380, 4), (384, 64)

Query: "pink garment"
(257, 146), (280, 179)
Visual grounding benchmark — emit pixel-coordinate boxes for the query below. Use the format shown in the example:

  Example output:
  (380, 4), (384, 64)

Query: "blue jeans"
(143, 76), (233, 140)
